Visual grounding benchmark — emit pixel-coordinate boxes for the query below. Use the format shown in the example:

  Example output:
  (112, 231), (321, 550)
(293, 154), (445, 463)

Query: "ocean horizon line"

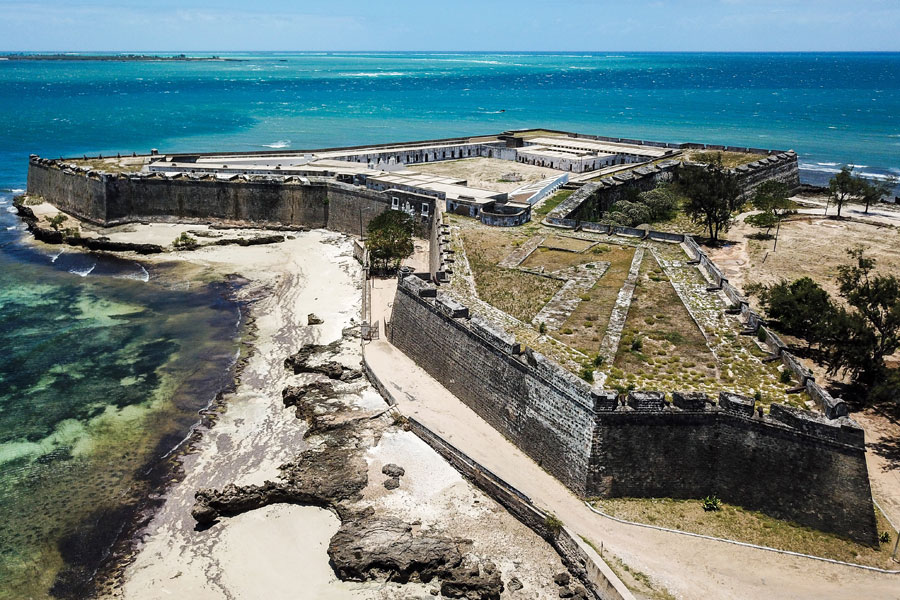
(3, 49), (900, 55)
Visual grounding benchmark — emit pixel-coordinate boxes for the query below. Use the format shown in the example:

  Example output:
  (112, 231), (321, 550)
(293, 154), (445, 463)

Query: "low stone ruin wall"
(390, 276), (877, 545)
(549, 151), (800, 225)
(681, 236), (849, 419)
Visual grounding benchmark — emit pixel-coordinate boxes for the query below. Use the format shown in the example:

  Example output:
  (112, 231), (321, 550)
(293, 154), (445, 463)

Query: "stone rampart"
(26, 156), (433, 236)
(389, 279), (877, 544)
(389, 276), (597, 494)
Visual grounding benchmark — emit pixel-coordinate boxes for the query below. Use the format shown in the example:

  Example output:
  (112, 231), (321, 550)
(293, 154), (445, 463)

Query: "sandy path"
(365, 338), (900, 600)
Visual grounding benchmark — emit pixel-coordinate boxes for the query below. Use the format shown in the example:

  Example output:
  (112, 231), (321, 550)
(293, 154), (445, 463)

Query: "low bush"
(173, 232), (200, 250)
(702, 495), (722, 512)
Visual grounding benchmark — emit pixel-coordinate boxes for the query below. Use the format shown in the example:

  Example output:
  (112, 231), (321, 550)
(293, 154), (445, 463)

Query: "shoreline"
(35, 218), (581, 599)
(10, 240), (255, 599)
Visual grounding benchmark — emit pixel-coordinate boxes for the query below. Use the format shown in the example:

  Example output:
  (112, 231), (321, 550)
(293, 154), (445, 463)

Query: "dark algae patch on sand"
(0, 229), (243, 599)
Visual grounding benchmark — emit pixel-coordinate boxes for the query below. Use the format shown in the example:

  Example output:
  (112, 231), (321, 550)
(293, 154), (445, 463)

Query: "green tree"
(822, 249), (900, 385)
(827, 166), (863, 218)
(639, 184), (682, 222)
(746, 180), (793, 237)
(678, 160), (742, 243)
(366, 209), (415, 272)
(859, 175), (898, 214)
(756, 277), (834, 347)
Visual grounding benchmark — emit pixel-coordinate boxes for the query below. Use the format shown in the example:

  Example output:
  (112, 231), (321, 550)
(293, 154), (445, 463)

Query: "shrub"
(702, 495), (722, 512)
(779, 370), (793, 384)
(580, 367), (595, 383)
(538, 322), (547, 335)
(173, 232), (199, 250)
(580, 294), (592, 302)
(593, 354), (605, 367)
(753, 390), (763, 403)
(880, 531), (891, 544)
(664, 331), (685, 345)
(756, 327), (768, 343)
(544, 514), (564, 536)
(47, 214), (68, 231)
(562, 328), (574, 335)
(367, 209), (415, 272)
(631, 337), (643, 352)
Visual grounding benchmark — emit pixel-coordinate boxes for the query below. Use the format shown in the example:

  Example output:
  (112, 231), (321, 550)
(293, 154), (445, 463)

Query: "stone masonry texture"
(390, 280), (878, 545)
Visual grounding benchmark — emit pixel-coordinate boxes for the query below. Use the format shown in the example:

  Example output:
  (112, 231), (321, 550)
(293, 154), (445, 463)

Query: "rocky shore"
(17, 217), (583, 599)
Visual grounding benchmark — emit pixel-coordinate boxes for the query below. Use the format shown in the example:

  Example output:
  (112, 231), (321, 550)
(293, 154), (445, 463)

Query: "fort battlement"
(27, 155), (435, 236)
(544, 151), (800, 225)
(390, 275), (877, 544)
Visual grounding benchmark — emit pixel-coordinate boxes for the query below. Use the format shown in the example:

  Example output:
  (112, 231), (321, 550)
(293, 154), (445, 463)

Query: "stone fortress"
(26, 128), (877, 545)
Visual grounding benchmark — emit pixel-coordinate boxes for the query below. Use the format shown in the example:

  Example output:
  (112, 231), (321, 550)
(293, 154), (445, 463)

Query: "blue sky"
(1, 0), (899, 52)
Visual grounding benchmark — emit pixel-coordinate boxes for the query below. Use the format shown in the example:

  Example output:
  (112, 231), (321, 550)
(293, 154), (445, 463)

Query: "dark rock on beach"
(328, 516), (467, 584)
(308, 313), (324, 325)
(439, 557), (504, 600)
(382, 463), (405, 478)
(284, 341), (362, 381)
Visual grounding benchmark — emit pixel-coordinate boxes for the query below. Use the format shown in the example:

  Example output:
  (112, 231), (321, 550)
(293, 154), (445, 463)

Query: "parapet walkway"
(363, 338), (900, 600)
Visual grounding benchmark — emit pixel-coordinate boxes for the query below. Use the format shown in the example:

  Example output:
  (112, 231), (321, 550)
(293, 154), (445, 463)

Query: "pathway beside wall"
(362, 339), (898, 600)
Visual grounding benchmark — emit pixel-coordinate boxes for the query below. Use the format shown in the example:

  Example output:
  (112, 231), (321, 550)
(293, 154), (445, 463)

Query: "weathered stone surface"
(308, 313), (324, 325)
(439, 557), (503, 600)
(327, 517), (467, 584)
(507, 576), (523, 591)
(382, 463), (405, 478)
(384, 477), (400, 490)
(191, 434), (368, 523)
(284, 342), (362, 381)
(553, 572), (571, 586)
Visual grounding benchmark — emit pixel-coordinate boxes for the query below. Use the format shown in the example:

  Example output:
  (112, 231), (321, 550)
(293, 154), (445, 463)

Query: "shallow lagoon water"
(0, 196), (241, 598)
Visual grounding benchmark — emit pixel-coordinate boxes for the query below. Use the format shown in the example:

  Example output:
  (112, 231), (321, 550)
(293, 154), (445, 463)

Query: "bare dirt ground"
(707, 200), (900, 536)
(713, 203), (900, 299)
(69, 155), (148, 172)
(409, 157), (565, 193)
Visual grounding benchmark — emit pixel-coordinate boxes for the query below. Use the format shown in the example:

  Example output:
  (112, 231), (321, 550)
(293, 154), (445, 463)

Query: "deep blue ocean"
(0, 51), (898, 598)
(2, 52), (899, 192)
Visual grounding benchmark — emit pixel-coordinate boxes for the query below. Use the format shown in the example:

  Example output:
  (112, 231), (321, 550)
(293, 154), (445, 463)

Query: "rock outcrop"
(284, 341), (362, 381)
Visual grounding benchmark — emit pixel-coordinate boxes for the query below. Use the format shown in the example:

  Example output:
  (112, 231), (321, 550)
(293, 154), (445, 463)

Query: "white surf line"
(585, 502), (900, 574)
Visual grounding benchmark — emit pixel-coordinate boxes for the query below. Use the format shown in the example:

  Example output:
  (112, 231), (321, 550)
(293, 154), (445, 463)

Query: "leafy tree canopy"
(366, 209), (415, 272)
(678, 160), (742, 242)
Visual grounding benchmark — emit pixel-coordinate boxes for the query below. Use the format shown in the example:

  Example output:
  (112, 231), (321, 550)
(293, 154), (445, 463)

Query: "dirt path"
(856, 410), (900, 531)
(364, 337), (900, 600)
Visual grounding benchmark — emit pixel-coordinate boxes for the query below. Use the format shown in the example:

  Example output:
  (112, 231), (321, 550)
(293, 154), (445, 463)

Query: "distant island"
(0, 53), (242, 62)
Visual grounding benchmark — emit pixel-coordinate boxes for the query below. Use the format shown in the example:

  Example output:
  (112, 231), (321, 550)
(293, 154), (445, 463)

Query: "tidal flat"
(0, 205), (244, 599)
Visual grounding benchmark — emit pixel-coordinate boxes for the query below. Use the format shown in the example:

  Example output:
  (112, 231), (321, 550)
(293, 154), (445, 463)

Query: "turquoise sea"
(0, 51), (899, 598)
